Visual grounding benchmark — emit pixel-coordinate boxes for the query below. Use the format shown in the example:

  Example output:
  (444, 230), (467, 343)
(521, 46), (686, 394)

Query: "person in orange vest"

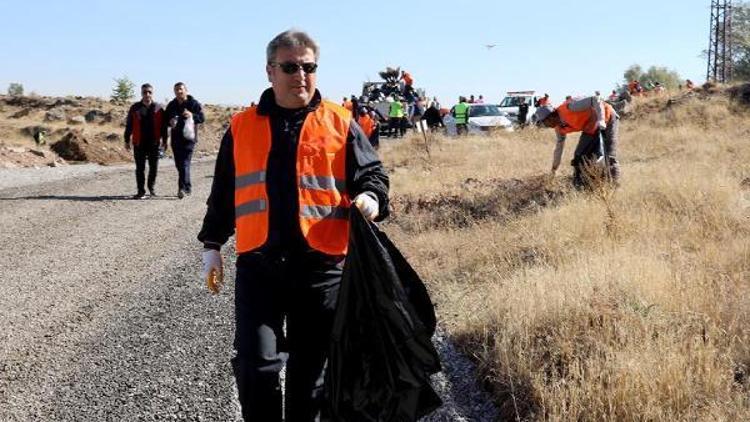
(357, 106), (380, 149)
(534, 96), (620, 187)
(341, 96), (353, 110)
(537, 93), (550, 107)
(198, 29), (389, 421)
(401, 70), (413, 87)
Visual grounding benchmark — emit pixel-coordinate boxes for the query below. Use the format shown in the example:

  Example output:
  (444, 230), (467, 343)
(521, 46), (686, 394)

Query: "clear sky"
(0, 0), (711, 107)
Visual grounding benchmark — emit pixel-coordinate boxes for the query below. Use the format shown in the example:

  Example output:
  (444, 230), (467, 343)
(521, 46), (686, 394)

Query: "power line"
(707, 0), (734, 83)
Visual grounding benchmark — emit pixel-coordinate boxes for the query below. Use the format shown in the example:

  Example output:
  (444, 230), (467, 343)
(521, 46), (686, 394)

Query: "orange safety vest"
(231, 101), (352, 255)
(357, 114), (376, 137)
(555, 101), (614, 136)
(403, 72), (413, 86)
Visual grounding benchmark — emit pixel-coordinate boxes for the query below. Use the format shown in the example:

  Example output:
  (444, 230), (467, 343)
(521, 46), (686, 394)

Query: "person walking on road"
(165, 82), (204, 199)
(534, 96), (620, 187)
(124, 83), (167, 199)
(197, 29), (389, 422)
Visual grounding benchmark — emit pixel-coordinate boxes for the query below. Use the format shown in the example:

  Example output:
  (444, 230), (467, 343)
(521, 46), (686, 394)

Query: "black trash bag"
(327, 210), (442, 422)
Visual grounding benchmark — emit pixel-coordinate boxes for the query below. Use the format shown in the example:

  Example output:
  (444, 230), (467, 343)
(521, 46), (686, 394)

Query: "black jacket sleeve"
(346, 120), (390, 221)
(124, 104), (135, 142)
(197, 128), (236, 249)
(190, 99), (205, 125)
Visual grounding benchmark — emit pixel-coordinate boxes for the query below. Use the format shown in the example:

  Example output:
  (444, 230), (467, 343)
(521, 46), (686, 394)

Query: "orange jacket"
(357, 114), (376, 138)
(231, 101), (352, 255)
(402, 72), (413, 86)
(555, 101), (614, 136)
(126, 102), (164, 146)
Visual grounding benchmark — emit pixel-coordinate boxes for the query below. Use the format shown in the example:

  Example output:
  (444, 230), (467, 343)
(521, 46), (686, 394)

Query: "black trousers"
(171, 144), (194, 193)
(133, 144), (159, 194)
(388, 117), (402, 137)
(572, 118), (620, 187)
(233, 251), (344, 422)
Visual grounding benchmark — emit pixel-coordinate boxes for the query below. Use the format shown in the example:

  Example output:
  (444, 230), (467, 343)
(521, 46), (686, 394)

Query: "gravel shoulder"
(0, 159), (497, 421)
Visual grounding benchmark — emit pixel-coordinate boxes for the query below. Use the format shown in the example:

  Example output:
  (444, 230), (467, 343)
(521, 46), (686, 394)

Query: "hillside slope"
(0, 94), (239, 168)
(379, 89), (750, 420)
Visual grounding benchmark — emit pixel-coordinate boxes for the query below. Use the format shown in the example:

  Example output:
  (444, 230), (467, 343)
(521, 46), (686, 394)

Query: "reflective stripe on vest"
(454, 102), (469, 124)
(231, 101), (351, 255)
(556, 101), (614, 136)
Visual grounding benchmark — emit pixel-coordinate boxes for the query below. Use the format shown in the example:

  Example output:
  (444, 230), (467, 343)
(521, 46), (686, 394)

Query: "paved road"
(0, 160), (497, 421)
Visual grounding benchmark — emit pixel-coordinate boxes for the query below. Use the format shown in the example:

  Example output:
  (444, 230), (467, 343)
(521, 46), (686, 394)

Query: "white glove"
(597, 120), (607, 131)
(201, 248), (224, 294)
(354, 193), (379, 221)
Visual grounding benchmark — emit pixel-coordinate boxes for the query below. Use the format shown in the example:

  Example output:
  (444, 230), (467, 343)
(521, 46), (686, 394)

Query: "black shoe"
(177, 190), (185, 199)
(133, 192), (147, 200)
(149, 189), (156, 197)
(184, 190), (192, 196)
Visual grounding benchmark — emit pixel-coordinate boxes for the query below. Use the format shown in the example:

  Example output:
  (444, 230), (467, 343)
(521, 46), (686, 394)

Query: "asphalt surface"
(0, 159), (498, 421)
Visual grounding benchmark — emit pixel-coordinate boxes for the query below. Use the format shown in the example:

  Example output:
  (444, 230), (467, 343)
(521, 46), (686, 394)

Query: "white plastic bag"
(182, 115), (196, 141)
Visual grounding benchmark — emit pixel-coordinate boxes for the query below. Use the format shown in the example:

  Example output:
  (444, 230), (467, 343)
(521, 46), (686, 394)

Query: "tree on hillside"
(7, 83), (24, 96)
(623, 64), (682, 90)
(731, 2), (750, 81)
(111, 76), (134, 104)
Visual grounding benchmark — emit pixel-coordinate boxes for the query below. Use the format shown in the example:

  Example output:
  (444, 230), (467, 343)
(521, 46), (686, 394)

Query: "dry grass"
(380, 93), (750, 420)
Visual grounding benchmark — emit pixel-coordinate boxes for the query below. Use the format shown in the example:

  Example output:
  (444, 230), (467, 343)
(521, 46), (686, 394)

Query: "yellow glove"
(201, 249), (224, 294)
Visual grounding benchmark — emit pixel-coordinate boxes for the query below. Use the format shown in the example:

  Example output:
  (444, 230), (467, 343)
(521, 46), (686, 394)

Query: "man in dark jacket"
(422, 103), (444, 132)
(164, 82), (204, 198)
(517, 99), (530, 128)
(124, 83), (167, 199)
(197, 29), (389, 422)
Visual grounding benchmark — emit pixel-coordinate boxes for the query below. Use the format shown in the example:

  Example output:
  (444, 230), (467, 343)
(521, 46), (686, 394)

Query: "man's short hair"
(141, 83), (153, 91)
(174, 82), (186, 89)
(266, 29), (320, 63)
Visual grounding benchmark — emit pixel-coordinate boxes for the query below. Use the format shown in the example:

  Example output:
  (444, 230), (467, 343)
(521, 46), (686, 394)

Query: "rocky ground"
(0, 94), (237, 169)
(0, 160), (498, 421)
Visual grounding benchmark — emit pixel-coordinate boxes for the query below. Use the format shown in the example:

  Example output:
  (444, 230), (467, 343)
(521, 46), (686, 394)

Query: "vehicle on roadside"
(444, 103), (514, 136)
(497, 91), (538, 125)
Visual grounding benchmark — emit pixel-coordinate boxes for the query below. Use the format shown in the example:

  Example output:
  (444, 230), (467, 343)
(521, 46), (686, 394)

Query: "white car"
(498, 91), (538, 125)
(444, 104), (514, 136)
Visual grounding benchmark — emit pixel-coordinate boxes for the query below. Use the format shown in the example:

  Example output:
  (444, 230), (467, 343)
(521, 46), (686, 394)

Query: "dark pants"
(456, 123), (468, 136)
(517, 113), (528, 127)
(572, 117), (620, 187)
(233, 251), (344, 422)
(369, 126), (380, 149)
(171, 144), (194, 193)
(388, 117), (402, 137)
(134, 144), (159, 194)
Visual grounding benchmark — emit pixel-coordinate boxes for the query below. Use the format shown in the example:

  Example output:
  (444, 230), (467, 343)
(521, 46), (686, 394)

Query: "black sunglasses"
(269, 61), (318, 75)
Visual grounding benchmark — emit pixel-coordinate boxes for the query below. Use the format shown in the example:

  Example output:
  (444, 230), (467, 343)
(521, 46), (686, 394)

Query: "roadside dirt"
(0, 94), (239, 168)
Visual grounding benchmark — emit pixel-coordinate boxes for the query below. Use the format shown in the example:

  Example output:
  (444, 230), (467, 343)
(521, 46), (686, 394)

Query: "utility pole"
(707, 0), (734, 83)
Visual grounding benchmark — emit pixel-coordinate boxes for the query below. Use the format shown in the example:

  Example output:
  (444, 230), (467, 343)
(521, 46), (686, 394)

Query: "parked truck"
(497, 91), (538, 125)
